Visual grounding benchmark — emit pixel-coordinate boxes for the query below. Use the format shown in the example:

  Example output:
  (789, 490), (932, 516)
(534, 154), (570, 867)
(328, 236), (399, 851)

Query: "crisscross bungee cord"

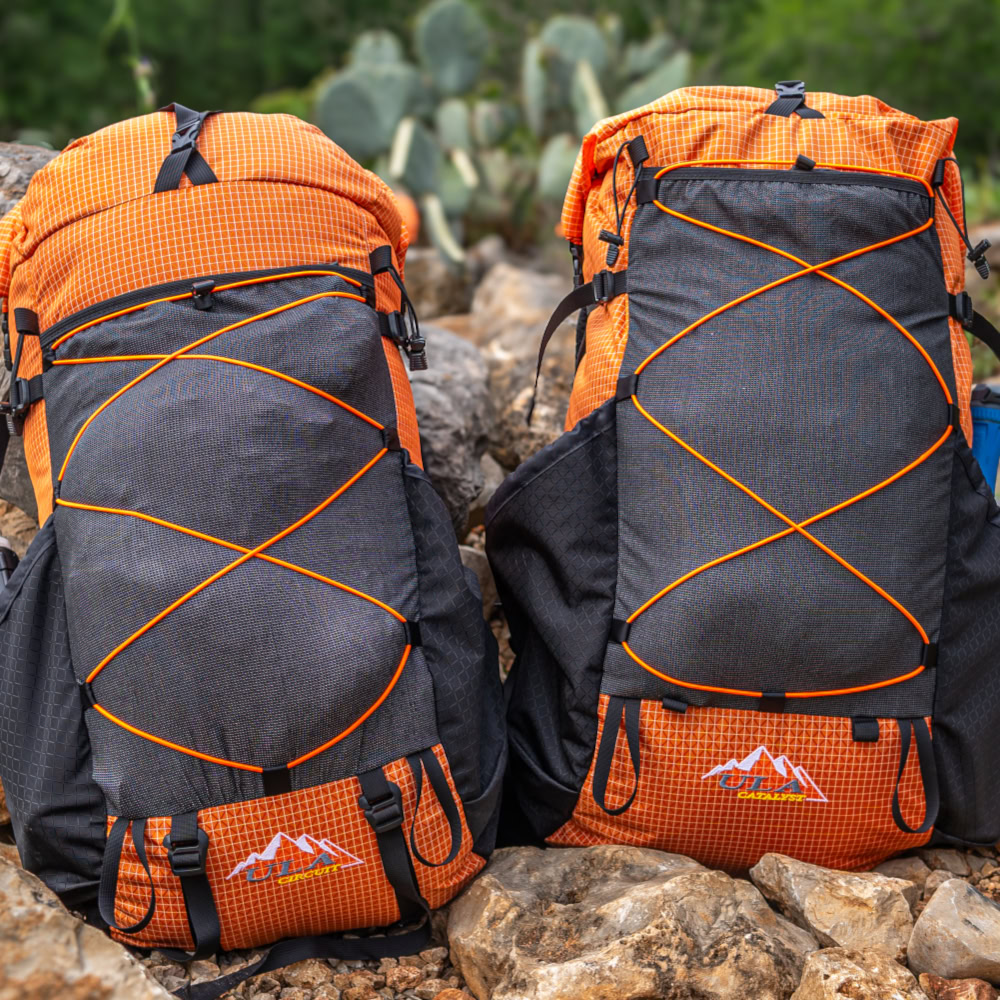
(53, 271), (412, 772)
(621, 160), (954, 700)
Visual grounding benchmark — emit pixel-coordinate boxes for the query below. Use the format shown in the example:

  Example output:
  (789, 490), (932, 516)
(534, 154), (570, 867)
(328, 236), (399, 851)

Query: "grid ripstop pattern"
(0, 109), (421, 521)
(563, 85), (971, 438)
(549, 695), (932, 872)
(109, 745), (483, 952)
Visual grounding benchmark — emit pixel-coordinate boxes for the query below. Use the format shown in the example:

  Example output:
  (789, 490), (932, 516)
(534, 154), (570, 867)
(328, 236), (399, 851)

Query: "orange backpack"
(488, 84), (1000, 872)
(0, 105), (504, 992)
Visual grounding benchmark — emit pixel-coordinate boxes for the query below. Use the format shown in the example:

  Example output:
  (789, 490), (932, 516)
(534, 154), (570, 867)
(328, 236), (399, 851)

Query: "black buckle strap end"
(358, 784), (404, 835)
(164, 827), (209, 877)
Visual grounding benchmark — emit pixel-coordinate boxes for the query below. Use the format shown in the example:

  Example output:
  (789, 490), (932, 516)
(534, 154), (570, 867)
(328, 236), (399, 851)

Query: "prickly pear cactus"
(471, 99), (517, 147)
(388, 117), (443, 196)
(349, 30), (405, 66)
(537, 133), (578, 203)
(571, 59), (609, 137)
(622, 31), (677, 79)
(313, 73), (384, 161)
(414, 0), (490, 97)
(538, 15), (609, 102)
(616, 51), (691, 114)
(436, 98), (473, 153)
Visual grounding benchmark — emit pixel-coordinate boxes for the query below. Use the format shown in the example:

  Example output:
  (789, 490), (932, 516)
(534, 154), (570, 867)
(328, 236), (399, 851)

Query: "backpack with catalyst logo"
(0, 105), (505, 993)
(487, 83), (1000, 872)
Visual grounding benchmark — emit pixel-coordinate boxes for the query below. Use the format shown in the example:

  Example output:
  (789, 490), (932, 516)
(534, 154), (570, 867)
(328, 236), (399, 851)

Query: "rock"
(459, 545), (498, 616)
(750, 852), (915, 960)
(466, 453), (504, 531)
(470, 262), (576, 470)
(926, 869), (956, 898)
(448, 845), (816, 1000)
(0, 142), (57, 218)
(341, 987), (379, 1000)
(969, 855), (994, 875)
(411, 325), (491, 533)
(0, 498), (39, 555)
(0, 855), (171, 999)
(280, 958), (335, 989)
(279, 989), (309, 1000)
(250, 975), (282, 996)
(384, 965), (424, 991)
(0, 781), (8, 826)
(920, 849), (973, 877)
(404, 248), (476, 321)
(415, 981), (453, 1000)
(920, 973), (999, 999)
(312, 987), (342, 1000)
(188, 959), (220, 984)
(791, 948), (929, 999)
(877, 855), (933, 890)
(0, 842), (20, 866)
(909, 879), (1000, 983)
(432, 991), (474, 1000)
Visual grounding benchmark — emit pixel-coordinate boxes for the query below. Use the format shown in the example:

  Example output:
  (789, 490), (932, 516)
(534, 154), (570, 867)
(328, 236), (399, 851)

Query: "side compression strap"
(950, 293), (1000, 363)
(162, 813), (220, 961)
(154, 104), (218, 193)
(98, 817), (156, 934)
(891, 718), (939, 835)
(592, 696), (641, 816)
(406, 750), (463, 867)
(358, 767), (430, 924)
(527, 268), (628, 423)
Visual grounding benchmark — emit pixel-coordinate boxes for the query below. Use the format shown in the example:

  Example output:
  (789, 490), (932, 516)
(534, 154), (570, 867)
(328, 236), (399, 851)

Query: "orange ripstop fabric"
(0, 109), (422, 522)
(549, 695), (932, 873)
(561, 86), (971, 439)
(109, 745), (483, 951)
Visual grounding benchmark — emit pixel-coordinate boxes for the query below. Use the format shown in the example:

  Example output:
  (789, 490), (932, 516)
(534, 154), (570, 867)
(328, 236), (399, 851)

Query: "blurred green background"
(2, 0), (998, 375)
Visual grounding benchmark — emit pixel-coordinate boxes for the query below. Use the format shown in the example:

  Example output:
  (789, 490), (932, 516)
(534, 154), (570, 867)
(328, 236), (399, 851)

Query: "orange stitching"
(51, 270), (363, 349)
(84, 448), (389, 685)
(52, 354), (384, 430)
(622, 161), (951, 696)
(57, 291), (367, 482)
(56, 498), (406, 623)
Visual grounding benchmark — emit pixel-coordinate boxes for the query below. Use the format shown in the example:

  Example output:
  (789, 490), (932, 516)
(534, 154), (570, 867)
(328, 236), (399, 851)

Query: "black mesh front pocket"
(0, 520), (106, 906)
(486, 399), (618, 840)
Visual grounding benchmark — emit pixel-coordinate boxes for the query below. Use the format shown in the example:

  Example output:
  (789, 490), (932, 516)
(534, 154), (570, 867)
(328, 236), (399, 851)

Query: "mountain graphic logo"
(701, 746), (828, 804)
(227, 832), (365, 886)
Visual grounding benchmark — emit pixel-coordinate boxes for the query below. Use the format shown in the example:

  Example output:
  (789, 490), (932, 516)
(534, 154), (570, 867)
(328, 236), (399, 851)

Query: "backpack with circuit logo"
(487, 83), (1000, 871)
(0, 104), (505, 995)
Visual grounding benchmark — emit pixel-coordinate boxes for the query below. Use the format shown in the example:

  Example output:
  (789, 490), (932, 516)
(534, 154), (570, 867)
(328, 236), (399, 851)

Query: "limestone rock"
(920, 973), (999, 999)
(750, 852), (916, 960)
(459, 545), (498, 616)
(791, 948), (929, 1000)
(280, 958), (336, 989)
(0, 855), (171, 1000)
(919, 848), (973, 877)
(448, 845), (816, 1000)
(410, 326), (492, 532)
(909, 879), (1000, 984)
(877, 855), (933, 890)
(925, 869), (956, 898)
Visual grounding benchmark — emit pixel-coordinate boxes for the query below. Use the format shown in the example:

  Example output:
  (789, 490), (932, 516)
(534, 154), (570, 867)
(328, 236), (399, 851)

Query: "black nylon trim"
(891, 718), (940, 834)
(851, 717), (880, 742)
(592, 697), (640, 816)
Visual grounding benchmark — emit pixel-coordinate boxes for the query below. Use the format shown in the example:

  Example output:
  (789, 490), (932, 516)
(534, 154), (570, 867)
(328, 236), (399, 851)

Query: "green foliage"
(414, 0), (490, 97)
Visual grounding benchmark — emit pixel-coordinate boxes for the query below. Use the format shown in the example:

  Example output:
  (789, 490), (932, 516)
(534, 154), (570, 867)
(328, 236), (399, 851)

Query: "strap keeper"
(382, 426), (401, 452)
(922, 642), (939, 669)
(404, 620), (422, 648)
(163, 828), (209, 877)
(932, 158), (948, 188)
(609, 618), (631, 644)
(794, 154), (816, 170)
(13, 309), (39, 337)
(852, 717), (880, 743)
(759, 691), (786, 713)
(636, 176), (658, 204)
(661, 696), (688, 714)
(950, 291), (974, 331)
(627, 135), (649, 167)
(615, 373), (638, 401)
(191, 279), (215, 311)
(358, 783), (404, 834)
(369, 245), (394, 275)
(262, 766), (291, 796)
(592, 269), (615, 303)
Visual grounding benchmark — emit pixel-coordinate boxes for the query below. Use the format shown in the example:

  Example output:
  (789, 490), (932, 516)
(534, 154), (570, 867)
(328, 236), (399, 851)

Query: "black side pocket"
(934, 438), (1000, 845)
(486, 399), (617, 841)
(0, 519), (106, 905)
(403, 465), (505, 851)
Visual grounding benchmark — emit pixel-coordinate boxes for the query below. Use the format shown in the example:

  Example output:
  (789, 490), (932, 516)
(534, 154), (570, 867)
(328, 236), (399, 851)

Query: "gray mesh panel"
(610, 172), (952, 709)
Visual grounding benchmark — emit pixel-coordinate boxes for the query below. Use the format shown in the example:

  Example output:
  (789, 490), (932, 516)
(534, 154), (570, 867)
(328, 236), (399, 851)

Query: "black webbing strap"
(950, 292), (1000, 363)
(3, 307), (43, 440)
(406, 750), (463, 868)
(358, 767), (429, 924)
(171, 923), (431, 1000)
(98, 817), (157, 934)
(161, 813), (220, 961)
(765, 81), (825, 119)
(891, 717), (940, 835)
(592, 696), (641, 816)
(527, 268), (628, 423)
(154, 104), (218, 193)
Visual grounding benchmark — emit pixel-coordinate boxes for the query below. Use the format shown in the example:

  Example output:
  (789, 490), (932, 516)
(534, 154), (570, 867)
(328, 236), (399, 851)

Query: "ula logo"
(701, 746), (828, 804)
(227, 832), (364, 887)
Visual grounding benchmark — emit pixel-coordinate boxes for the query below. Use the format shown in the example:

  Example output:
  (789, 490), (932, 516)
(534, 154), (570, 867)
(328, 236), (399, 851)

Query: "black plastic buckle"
(775, 80), (806, 99)
(592, 270), (614, 304)
(1, 307), (10, 373)
(954, 291), (975, 331)
(570, 243), (584, 288)
(383, 311), (406, 346)
(171, 117), (204, 153)
(5, 377), (32, 435)
(163, 828), (209, 877)
(358, 784), (404, 834)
